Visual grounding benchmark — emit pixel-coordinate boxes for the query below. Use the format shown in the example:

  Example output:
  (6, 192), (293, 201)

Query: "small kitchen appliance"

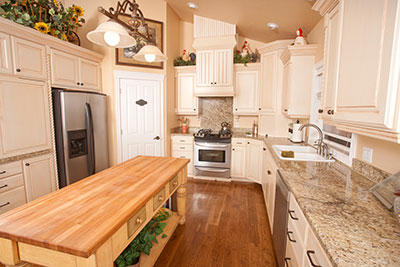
(219, 122), (231, 138)
(288, 120), (304, 143)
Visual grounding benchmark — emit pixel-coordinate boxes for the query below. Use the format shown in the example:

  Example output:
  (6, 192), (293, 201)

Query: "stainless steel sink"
(272, 145), (334, 162)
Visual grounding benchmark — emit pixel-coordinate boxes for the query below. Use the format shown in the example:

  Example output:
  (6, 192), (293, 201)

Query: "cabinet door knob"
(247, 142), (250, 144)
(235, 108), (238, 111)
(267, 170), (272, 175)
(25, 163), (30, 166)
(259, 108), (261, 111)
(193, 108), (196, 111)
(331, 110), (335, 115)
(327, 109), (334, 115)
(16, 68), (21, 72)
(81, 83), (84, 86)
(77, 82), (80, 85)
(232, 148), (235, 151)
(318, 109), (323, 113)
(263, 147), (266, 151)
(284, 109), (288, 112)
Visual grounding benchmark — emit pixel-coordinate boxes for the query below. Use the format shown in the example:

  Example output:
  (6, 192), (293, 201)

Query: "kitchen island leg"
(177, 167), (187, 225)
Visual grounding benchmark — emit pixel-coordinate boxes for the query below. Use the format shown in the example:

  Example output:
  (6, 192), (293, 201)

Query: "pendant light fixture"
(87, 0), (167, 63)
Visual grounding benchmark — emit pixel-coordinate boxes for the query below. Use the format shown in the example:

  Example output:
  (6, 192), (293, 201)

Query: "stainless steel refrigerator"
(52, 88), (109, 188)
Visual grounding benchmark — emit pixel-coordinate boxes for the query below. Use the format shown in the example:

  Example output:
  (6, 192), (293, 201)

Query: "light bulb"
(144, 54), (156, 63)
(104, 31), (120, 47)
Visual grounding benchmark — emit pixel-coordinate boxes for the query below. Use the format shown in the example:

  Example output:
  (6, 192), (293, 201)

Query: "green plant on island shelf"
(115, 208), (171, 267)
(0, 0), (85, 44)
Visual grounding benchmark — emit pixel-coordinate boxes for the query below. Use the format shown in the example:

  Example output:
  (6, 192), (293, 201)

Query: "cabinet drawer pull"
(287, 231), (296, 242)
(180, 147), (185, 149)
(288, 210), (299, 220)
(136, 217), (143, 224)
(0, 184), (8, 189)
(306, 250), (321, 267)
(0, 202), (10, 208)
(284, 258), (291, 267)
(179, 156), (186, 158)
(158, 196), (163, 202)
(236, 142), (242, 144)
(0, 171), (6, 175)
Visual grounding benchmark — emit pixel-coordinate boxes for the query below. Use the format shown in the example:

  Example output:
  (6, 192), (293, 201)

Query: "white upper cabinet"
(50, 49), (101, 91)
(260, 52), (279, 114)
(281, 45), (317, 118)
(0, 77), (51, 158)
(11, 36), (47, 80)
(50, 49), (79, 87)
(175, 66), (198, 115)
(321, 3), (341, 120)
(195, 48), (234, 96)
(79, 58), (101, 90)
(233, 64), (260, 115)
(0, 32), (12, 74)
(314, 0), (400, 142)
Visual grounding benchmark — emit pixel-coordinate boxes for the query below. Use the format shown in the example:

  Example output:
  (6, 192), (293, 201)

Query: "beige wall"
(356, 135), (400, 174)
(65, 0), (168, 165)
(306, 18), (324, 63)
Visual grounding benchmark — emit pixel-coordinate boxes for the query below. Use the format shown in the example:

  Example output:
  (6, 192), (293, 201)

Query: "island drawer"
(153, 187), (166, 211)
(127, 205), (146, 238)
(169, 175), (179, 192)
(0, 186), (26, 214)
(0, 161), (22, 179)
(172, 135), (193, 145)
(0, 174), (24, 194)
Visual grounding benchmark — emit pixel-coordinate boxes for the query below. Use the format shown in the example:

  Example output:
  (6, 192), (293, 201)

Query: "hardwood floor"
(155, 179), (277, 267)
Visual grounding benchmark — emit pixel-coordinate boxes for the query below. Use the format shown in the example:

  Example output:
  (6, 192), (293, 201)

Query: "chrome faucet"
(298, 123), (331, 159)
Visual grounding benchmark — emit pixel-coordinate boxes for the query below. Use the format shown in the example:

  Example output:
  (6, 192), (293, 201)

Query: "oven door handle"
(195, 143), (230, 148)
(196, 167), (230, 173)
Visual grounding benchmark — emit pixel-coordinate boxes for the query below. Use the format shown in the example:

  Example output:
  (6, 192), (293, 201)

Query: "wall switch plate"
(362, 147), (373, 163)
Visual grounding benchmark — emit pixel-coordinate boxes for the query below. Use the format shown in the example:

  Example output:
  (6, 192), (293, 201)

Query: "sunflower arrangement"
(0, 0), (85, 44)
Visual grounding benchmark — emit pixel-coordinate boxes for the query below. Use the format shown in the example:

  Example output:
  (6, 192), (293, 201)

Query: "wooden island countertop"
(0, 156), (189, 267)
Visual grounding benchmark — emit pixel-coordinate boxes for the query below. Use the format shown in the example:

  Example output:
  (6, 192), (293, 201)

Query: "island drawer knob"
(173, 181), (178, 186)
(136, 217), (142, 224)
(158, 196), (163, 202)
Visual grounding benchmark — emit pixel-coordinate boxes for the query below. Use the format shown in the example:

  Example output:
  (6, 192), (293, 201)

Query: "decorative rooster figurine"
(294, 27), (307, 46)
(241, 41), (251, 58)
(182, 49), (190, 61)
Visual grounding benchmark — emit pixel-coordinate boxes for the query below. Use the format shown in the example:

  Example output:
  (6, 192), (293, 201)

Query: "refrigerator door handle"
(85, 103), (96, 175)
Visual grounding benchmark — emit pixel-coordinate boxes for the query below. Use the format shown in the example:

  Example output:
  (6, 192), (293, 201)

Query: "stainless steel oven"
(194, 141), (231, 178)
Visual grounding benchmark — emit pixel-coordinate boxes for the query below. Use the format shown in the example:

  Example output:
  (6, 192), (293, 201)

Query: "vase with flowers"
(178, 117), (189, 134)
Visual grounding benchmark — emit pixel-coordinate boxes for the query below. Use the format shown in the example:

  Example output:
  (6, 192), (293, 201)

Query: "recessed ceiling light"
(267, 22), (279, 30)
(187, 2), (198, 9)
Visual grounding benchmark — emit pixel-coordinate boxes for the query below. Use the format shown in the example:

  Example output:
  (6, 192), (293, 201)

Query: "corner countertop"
(262, 137), (400, 267)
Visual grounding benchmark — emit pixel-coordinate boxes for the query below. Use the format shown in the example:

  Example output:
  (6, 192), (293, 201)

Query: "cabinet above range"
(193, 35), (237, 97)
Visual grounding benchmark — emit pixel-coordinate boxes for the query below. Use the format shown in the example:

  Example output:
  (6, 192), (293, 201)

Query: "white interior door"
(117, 72), (163, 162)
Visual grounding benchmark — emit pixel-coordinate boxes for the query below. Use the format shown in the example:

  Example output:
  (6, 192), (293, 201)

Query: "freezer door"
(87, 93), (109, 172)
(61, 91), (90, 184)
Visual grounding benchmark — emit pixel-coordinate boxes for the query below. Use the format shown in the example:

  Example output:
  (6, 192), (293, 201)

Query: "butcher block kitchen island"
(0, 156), (189, 267)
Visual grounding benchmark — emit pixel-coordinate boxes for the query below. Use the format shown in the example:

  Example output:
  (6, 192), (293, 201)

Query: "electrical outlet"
(362, 147), (373, 163)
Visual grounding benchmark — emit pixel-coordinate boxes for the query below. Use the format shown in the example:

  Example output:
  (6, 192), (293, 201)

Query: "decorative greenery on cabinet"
(0, 0), (85, 44)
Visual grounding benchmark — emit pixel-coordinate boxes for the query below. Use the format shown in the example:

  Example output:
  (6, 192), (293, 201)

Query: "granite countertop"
(262, 137), (400, 267)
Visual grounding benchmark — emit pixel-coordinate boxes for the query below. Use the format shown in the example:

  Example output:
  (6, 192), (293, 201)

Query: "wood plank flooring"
(154, 179), (277, 267)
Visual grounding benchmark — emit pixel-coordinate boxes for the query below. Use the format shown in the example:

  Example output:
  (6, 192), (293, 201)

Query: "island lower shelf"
(140, 212), (180, 267)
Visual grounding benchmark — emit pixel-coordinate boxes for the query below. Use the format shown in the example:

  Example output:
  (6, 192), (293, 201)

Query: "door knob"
(153, 136), (160, 140)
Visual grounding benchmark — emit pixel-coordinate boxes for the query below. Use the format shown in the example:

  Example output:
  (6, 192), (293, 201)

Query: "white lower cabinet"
(0, 161), (26, 214)
(171, 136), (194, 177)
(246, 140), (263, 184)
(262, 146), (278, 232)
(286, 194), (333, 267)
(231, 139), (247, 178)
(23, 154), (56, 202)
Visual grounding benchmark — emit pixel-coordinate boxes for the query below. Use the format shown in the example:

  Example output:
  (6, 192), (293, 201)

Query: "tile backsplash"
(199, 97), (233, 132)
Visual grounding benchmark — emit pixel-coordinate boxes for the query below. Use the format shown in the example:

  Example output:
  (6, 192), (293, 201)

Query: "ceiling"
(166, 0), (322, 43)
